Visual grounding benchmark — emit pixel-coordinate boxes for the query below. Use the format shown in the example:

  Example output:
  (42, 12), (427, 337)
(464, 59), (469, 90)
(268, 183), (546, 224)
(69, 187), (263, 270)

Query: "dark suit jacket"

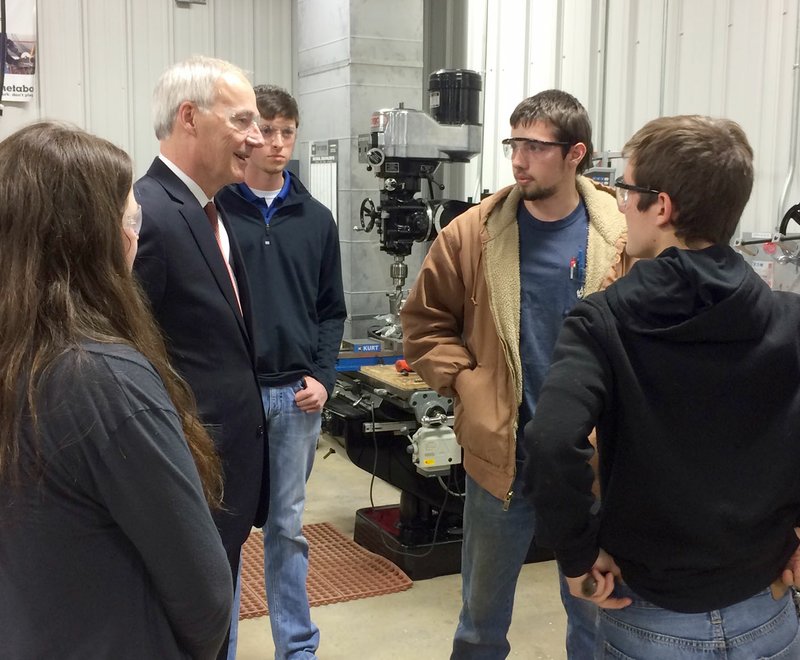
(134, 158), (268, 561)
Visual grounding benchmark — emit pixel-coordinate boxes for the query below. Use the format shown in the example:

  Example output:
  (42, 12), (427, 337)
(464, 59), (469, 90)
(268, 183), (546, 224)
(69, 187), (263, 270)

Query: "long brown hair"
(0, 121), (223, 506)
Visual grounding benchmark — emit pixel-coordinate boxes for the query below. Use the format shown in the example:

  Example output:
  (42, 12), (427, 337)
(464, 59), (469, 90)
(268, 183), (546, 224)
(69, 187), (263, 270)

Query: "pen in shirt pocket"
(570, 250), (585, 281)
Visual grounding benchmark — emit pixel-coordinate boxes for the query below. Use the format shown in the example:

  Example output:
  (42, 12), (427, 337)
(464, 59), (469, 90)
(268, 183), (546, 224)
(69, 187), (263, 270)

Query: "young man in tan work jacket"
(401, 89), (634, 660)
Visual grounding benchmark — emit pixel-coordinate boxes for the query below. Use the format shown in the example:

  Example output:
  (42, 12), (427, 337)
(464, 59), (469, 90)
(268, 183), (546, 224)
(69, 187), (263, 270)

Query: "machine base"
(354, 504), (555, 581)
(354, 505), (462, 580)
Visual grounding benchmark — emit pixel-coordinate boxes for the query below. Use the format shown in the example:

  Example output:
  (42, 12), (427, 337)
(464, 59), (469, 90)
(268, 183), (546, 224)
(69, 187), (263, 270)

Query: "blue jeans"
(559, 562), (600, 657)
(596, 583), (800, 659)
(451, 473), (597, 659)
(226, 559), (242, 660)
(228, 382), (321, 660)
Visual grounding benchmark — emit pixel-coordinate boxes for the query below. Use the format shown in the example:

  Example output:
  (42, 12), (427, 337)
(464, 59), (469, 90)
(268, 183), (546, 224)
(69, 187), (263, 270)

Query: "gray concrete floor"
(236, 434), (568, 659)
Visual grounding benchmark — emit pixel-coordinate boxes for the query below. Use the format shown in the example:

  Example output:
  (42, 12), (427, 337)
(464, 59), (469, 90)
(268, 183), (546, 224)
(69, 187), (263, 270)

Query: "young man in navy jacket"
(217, 85), (345, 660)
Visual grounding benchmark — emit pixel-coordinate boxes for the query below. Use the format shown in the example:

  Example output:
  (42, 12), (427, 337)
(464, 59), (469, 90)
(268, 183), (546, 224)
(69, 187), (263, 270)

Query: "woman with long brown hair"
(0, 122), (232, 659)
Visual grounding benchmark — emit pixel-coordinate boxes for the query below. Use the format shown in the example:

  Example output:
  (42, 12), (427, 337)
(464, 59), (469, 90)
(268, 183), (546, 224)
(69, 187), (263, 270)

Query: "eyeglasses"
(227, 111), (260, 134)
(614, 176), (661, 209)
(501, 137), (571, 159)
(259, 125), (297, 142)
(123, 204), (142, 235)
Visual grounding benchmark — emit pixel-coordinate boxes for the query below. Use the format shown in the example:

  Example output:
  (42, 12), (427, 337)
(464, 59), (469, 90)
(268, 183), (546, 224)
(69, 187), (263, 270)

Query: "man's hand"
(566, 549), (632, 610)
(771, 527), (800, 599)
(295, 376), (328, 413)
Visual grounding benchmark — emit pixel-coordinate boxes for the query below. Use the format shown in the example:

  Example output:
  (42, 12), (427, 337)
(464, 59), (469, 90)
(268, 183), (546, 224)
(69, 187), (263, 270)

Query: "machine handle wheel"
(359, 197), (379, 233)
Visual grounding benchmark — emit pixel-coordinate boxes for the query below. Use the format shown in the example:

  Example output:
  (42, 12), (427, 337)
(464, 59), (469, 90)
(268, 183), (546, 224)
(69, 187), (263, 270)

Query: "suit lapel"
(148, 160), (250, 341)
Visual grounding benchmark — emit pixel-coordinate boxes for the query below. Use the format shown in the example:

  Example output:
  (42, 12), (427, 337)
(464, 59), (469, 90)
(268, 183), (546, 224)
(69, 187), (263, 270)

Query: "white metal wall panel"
(82, 0), (131, 150)
(253, 0), (294, 87)
(759, 1), (798, 230)
(468, 0), (800, 235)
(463, 0), (490, 200)
(560, 0), (599, 115)
(37, 0), (85, 127)
(127, 0), (173, 171)
(665, 1), (724, 116)
(603, 1), (666, 153)
(5, 0), (800, 235)
(172, 1), (213, 61)
(487, 0), (527, 193)
(526, 0), (560, 92)
(213, 0), (255, 73)
(722, 0), (798, 232)
(0, 0), (294, 179)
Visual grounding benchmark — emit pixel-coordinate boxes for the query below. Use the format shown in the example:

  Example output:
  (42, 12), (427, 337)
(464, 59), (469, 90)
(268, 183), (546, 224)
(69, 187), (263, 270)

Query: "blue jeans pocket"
(600, 640), (636, 659)
(596, 588), (800, 660)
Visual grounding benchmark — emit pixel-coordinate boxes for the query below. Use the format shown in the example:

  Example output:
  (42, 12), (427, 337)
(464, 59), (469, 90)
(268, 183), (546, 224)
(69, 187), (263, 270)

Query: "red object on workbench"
(395, 359), (413, 374)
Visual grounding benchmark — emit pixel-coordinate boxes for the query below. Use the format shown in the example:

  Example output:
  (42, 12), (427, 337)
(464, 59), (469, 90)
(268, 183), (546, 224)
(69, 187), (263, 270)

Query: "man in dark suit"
(133, 55), (267, 659)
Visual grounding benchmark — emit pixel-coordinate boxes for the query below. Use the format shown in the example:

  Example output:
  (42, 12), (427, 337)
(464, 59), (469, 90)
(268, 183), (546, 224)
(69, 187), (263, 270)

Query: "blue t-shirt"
(516, 200), (589, 458)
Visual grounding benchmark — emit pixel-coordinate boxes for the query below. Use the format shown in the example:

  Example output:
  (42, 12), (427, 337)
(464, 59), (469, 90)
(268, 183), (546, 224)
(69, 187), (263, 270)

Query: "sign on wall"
(2, 0), (36, 102)
(309, 140), (338, 225)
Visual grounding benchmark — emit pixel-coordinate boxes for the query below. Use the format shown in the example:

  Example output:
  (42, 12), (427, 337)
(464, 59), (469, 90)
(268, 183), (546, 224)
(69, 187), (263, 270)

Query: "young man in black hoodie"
(523, 115), (800, 658)
(217, 85), (346, 660)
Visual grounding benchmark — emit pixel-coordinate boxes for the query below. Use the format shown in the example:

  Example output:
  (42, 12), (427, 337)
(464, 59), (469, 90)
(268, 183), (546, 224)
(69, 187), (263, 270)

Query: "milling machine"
(354, 68), (483, 350)
(326, 70), (481, 578)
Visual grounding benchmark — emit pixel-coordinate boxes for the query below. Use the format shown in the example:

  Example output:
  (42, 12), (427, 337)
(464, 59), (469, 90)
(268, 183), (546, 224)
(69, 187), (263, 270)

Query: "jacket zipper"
(470, 245), (483, 305)
(503, 489), (513, 511)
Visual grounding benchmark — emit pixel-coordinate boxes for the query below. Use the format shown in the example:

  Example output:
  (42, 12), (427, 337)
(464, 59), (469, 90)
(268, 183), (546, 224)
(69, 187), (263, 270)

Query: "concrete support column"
(295, 0), (424, 339)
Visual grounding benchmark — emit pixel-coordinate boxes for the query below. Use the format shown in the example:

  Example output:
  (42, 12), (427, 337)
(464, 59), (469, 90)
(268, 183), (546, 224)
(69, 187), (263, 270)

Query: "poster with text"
(2, 0), (36, 101)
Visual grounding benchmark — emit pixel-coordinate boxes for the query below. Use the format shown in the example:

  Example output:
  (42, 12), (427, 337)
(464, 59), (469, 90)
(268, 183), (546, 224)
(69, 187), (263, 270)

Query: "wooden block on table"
(358, 364), (430, 391)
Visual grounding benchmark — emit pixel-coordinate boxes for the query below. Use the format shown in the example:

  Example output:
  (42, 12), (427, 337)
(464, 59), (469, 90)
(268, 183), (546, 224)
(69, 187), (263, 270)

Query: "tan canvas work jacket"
(402, 177), (633, 502)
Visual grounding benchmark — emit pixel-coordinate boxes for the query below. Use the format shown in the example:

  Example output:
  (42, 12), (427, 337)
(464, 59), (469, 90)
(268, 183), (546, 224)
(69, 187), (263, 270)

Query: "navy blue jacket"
(217, 173), (346, 395)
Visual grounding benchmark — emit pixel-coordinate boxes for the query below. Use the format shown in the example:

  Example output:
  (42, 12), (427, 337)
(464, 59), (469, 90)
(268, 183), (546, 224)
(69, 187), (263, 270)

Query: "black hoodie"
(217, 175), (346, 395)
(523, 244), (800, 612)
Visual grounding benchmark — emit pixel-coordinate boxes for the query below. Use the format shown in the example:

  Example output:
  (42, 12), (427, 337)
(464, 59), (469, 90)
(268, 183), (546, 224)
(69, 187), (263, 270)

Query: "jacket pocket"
(453, 366), (507, 467)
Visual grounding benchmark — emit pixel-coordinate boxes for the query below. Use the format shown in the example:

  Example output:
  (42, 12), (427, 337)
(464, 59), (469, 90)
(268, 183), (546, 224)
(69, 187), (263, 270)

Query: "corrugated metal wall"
(3, 0), (799, 236)
(468, 0), (800, 235)
(1, 0), (294, 178)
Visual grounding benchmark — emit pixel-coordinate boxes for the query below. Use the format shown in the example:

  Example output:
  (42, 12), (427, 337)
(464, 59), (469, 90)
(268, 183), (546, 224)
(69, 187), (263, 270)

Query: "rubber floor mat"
(239, 522), (413, 620)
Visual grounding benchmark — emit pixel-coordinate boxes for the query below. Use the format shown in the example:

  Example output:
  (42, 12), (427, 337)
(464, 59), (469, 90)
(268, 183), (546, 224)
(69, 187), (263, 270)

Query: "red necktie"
(204, 202), (242, 314)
